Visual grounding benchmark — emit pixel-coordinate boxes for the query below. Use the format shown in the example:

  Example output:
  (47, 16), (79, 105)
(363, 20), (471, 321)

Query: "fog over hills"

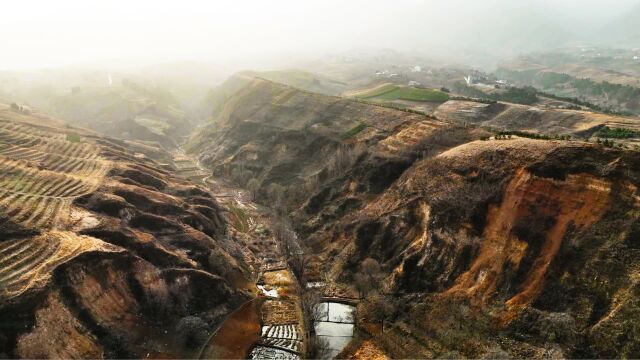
(1, 0), (639, 70)
(2, 1), (640, 359)
(597, 2), (640, 46)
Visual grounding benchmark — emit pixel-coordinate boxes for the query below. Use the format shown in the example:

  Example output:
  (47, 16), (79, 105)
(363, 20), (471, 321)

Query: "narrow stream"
(314, 302), (356, 359)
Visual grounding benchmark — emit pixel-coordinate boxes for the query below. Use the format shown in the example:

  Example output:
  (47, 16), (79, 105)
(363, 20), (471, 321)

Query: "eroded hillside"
(323, 139), (640, 358)
(190, 78), (640, 358)
(188, 78), (485, 211)
(0, 105), (253, 358)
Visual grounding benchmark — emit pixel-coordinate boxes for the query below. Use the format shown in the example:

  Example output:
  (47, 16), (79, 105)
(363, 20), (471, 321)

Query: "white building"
(408, 80), (421, 86)
(634, 56), (639, 61)
(411, 65), (422, 72)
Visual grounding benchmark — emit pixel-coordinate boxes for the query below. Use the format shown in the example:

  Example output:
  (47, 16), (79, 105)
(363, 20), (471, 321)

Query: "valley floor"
(171, 151), (307, 359)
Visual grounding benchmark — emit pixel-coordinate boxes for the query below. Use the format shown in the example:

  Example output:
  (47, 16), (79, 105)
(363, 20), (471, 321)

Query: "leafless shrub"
(354, 258), (384, 298)
(246, 178), (261, 200)
(364, 293), (396, 324)
(327, 143), (366, 178)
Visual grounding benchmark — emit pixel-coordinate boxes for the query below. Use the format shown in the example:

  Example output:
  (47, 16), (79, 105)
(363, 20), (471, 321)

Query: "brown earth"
(198, 298), (263, 359)
(0, 109), (254, 358)
(189, 76), (640, 358)
(341, 339), (390, 360)
(434, 99), (629, 136)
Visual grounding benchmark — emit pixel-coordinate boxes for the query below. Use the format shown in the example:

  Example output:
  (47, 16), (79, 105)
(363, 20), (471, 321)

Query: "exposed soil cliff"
(328, 139), (640, 358)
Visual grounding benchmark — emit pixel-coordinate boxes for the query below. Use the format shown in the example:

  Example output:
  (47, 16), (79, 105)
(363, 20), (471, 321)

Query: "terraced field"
(0, 231), (119, 300)
(0, 118), (110, 232)
(261, 324), (303, 353)
(434, 100), (640, 136)
(376, 119), (446, 155)
(172, 150), (209, 184)
(604, 118), (640, 133)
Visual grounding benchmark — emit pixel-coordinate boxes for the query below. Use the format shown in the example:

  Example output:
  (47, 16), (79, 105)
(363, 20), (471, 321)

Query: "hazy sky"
(1, 0), (638, 70)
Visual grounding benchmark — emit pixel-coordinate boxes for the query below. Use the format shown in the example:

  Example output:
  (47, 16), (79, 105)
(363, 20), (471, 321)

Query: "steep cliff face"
(0, 108), (251, 358)
(329, 139), (640, 358)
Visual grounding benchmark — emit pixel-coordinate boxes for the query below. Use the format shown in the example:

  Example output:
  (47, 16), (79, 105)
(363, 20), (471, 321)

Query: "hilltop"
(201, 70), (349, 122)
(496, 48), (640, 115)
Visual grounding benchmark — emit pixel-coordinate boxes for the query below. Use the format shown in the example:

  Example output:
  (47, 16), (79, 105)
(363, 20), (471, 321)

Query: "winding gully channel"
(173, 150), (307, 359)
(173, 149), (357, 359)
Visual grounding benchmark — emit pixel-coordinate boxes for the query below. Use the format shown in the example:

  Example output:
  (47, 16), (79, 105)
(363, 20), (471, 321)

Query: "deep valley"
(2, 2), (640, 358)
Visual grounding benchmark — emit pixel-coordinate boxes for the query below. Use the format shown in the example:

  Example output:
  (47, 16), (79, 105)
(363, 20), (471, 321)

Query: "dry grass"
(0, 231), (122, 300)
(345, 339), (390, 360)
(0, 119), (111, 231)
(16, 291), (104, 358)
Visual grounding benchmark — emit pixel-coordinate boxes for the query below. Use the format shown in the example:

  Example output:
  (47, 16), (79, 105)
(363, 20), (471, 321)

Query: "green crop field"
(355, 84), (449, 103)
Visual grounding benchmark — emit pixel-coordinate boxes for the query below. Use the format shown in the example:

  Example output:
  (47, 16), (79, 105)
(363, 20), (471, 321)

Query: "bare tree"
(246, 178), (261, 200)
(266, 183), (285, 209)
(175, 316), (209, 349)
(327, 143), (366, 178)
(304, 174), (320, 194)
(271, 213), (306, 286)
(354, 272), (373, 299)
(241, 169), (254, 186)
(364, 293), (396, 325)
(289, 253), (307, 288)
(301, 289), (324, 358)
(354, 258), (383, 298)
(230, 166), (243, 184)
(307, 335), (331, 359)
(208, 250), (229, 278)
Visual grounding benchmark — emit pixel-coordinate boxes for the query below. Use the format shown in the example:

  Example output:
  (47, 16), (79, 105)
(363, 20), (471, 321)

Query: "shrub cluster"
(595, 126), (639, 139)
